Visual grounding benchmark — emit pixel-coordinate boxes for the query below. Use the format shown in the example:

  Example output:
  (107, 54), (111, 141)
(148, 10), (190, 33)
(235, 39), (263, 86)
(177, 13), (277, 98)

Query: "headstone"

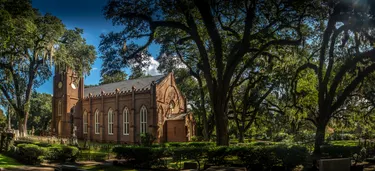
(319, 158), (350, 171)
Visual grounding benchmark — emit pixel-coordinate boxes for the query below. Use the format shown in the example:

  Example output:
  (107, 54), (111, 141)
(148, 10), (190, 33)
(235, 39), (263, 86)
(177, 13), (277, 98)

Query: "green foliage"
(101, 0), (313, 145)
(321, 145), (361, 158)
(77, 150), (108, 162)
(28, 92), (52, 135)
(13, 140), (33, 146)
(128, 67), (148, 80)
(99, 70), (127, 85)
(163, 142), (215, 147)
(0, 109), (6, 130)
(0, 0), (96, 132)
(46, 145), (79, 163)
(112, 144), (309, 170)
(16, 143), (46, 165)
(140, 133), (156, 147)
(273, 132), (290, 142)
(0, 132), (14, 152)
(112, 146), (167, 169)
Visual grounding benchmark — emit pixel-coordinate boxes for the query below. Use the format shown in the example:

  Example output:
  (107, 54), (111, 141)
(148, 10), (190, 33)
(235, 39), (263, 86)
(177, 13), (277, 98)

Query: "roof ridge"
(84, 74), (166, 89)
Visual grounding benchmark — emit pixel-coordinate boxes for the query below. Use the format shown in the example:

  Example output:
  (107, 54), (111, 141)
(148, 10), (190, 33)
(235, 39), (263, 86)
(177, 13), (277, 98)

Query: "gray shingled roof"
(84, 75), (166, 97)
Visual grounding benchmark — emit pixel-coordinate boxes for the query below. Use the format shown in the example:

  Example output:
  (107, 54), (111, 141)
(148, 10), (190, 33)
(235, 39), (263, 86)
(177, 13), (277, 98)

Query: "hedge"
(46, 145), (79, 163)
(17, 143), (46, 165)
(163, 142), (215, 147)
(14, 143), (79, 164)
(321, 145), (361, 158)
(112, 144), (309, 170)
(112, 146), (167, 168)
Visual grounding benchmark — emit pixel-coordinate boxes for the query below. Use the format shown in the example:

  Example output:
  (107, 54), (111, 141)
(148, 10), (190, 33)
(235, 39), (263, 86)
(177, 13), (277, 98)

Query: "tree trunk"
(24, 113), (28, 136)
(18, 119), (24, 137)
(214, 106), (229, 146)
(7, 109), (11, 130)
(197, 76), (209, 141)
(313, 121), (327, 158)
(238, 127), (244, 143)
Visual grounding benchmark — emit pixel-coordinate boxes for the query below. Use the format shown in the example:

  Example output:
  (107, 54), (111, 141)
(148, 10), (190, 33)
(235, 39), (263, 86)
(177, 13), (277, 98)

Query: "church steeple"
(52, 65), (83, 137)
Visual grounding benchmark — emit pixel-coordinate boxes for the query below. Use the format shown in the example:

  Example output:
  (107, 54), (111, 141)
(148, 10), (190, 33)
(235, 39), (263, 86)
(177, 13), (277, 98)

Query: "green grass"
(0, 153), (22, 168)
(80, 165), (136, 171)
(330, 140), (359, 146)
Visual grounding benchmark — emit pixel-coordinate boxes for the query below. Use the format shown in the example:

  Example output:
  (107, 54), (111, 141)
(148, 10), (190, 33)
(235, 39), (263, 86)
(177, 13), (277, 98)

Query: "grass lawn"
(330, 140), (359, 146)
(80, 165), (136, 171)
(0, 153), (22, 168)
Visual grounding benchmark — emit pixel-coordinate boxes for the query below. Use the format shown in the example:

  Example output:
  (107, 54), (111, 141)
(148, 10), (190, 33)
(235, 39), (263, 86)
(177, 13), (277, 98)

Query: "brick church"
(52, 67), (195, 143)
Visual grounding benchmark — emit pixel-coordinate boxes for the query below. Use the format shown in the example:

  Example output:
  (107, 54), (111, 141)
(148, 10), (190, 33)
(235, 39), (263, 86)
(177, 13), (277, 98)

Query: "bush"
(206, 146), (246, 166)
(272, 145), (309, 170)
(140, 133), (156, 146)
(78, 150), (107, 161)
(112, 143), (309, 170)
(236, 145), (309, 170)
(14, 140), (34, 146)
(17, 143), (46, 165)
(169, 146), (208, 169)
(273, 132), (289, 142)
(0, 132), (14, 152)
(46, 145), (79, 163)
(164, 142), (215, 148)
(112, 146), (167, 168)
(35, 142), (52, 147)
(321, 145), (361, 158)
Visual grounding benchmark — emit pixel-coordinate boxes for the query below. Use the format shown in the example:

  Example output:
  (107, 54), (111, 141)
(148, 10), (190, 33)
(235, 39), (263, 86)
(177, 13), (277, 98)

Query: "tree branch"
(332, 63), (375, 112)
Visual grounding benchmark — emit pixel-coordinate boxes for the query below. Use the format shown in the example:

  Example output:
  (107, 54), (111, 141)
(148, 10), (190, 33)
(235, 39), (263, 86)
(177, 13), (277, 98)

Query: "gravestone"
(319, 158), (350, 171)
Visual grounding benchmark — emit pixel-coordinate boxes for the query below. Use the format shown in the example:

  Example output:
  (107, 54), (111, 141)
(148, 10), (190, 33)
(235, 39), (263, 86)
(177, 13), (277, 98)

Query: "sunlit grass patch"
(0, 153), (22, 168)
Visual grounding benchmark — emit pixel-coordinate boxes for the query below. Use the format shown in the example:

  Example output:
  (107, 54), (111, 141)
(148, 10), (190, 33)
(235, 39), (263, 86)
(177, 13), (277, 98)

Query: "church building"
(51, 67), (195, 143)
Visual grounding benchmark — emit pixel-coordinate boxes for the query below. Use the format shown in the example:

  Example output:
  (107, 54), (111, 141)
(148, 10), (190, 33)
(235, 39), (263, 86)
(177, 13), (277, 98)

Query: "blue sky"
(32, 0), (160, 94)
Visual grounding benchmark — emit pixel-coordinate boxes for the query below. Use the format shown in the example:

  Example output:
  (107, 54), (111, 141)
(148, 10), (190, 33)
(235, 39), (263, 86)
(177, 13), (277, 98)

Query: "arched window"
(83, 110), (88, 134)
(123, 107), (129, 135)
(108, 108), (114, 135)
(58, 101), (62, 116)
(95, 110), (100, 134)
(140, 106), (147, 134)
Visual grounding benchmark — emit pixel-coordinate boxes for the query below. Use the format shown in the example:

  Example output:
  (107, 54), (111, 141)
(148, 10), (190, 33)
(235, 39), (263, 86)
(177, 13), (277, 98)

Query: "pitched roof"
(84, 75), (166, 97)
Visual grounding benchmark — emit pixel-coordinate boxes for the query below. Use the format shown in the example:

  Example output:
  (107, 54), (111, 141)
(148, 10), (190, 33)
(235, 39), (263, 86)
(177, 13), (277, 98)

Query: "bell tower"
(52, 65), (84, 138)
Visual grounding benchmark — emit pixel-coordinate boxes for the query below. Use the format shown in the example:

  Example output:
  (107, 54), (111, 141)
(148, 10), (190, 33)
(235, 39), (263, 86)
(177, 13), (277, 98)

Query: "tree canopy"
(102, 0), (312, 146)
(0, 0), (96, 135)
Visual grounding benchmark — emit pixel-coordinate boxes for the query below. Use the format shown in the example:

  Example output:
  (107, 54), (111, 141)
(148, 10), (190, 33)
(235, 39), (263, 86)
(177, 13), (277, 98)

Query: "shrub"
(206, 146), (246, 166)
(112, 146), (167, 168)
(46, 145), (79, 163)
(169, 146), (208, 169)
(273, 132), (289, 142)
(236, 145), (309, 170)
(17, 143), (46, 165)
(0, 132), (14, 152)
(140, 133), (156, 146)
(78, 150), (107, 161)
(272, 145), (309, 170)
(321, 145), (361, 158)
(13, 140), (33, 146)
(35, 142), (52, 147)
(191, 136), (203, 142)
(164, 142), (215, 148)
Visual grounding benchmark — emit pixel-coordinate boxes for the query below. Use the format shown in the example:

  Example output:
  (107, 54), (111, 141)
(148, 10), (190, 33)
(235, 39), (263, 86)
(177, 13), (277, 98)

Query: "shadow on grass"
(80, 164), (137, 171)
(0, 153), (22, 168)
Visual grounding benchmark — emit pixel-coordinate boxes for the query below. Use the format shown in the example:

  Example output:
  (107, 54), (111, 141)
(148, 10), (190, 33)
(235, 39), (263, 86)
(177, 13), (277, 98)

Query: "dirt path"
(2, 166), (55, 171)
